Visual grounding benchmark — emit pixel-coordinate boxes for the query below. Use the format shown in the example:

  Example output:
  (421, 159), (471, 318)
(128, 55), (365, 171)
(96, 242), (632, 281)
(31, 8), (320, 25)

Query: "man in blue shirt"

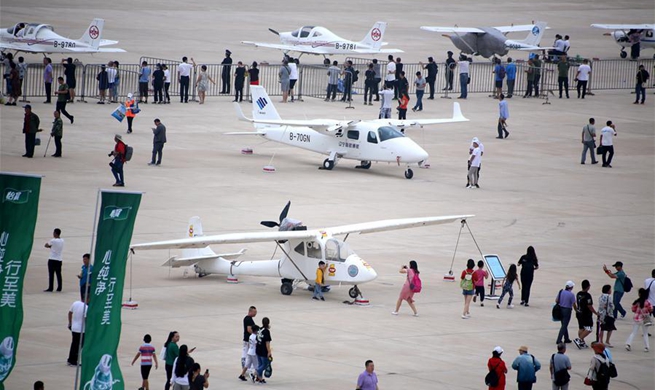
(493, 58), (505, 99)
(511, 346), (541, 390)
(138, 61), (151, 104)
(603, 262), (627, 318)
(556, 281), (576, 344)
(497, 94), (509, 139)
(356, 360), (378, 390)
(78, 253), (93, 300)
(506, 58), (516, 98)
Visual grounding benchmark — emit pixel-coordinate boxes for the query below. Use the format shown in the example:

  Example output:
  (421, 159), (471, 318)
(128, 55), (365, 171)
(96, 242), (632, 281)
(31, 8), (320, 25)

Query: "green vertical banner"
(0, 173), (42, 389)
(80, 190), (142, 390)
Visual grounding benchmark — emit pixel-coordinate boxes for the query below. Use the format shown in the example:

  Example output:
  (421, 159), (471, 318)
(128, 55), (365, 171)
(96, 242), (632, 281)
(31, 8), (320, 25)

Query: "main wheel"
(280, 283), (293, 295)
(404, 168), (414, 179)
(620, 51), (627, 59)
(359, 161), (371, 169)
(323, 159), (334, 170)
(349, 286), (359, 299)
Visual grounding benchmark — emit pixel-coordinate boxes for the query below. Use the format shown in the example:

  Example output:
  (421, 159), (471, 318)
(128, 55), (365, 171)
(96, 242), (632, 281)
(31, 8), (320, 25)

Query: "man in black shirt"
(421, 57), (438, 99)
(61, 57), (76, 102)
(444, 51), (456, 90)
(397, 71), (409, 97)
(234, 61), (246, 102)
(221, 50), (233, 94)
(574, 280), (597, 349)
(394, 57), (404, 99)
(241, 306), (257, 371)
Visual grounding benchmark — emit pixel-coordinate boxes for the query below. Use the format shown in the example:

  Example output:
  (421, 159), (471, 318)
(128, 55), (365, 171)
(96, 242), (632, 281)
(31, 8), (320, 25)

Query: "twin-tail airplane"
(228, 86), (468, 179)
(131, 201), (473, 300)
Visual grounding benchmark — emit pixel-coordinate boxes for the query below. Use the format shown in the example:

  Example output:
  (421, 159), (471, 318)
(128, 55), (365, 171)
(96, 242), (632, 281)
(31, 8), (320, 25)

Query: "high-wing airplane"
(228, 86), (467, 179)
(241, 22), (402, 57)
(590, 24), (655, 59)
(131, 201), (473, 300)
(0, 18), (125, 55)
(421, 22), (549, 58)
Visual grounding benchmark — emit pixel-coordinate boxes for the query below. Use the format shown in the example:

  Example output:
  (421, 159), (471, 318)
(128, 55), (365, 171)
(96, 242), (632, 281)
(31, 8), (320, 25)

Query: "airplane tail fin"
(517, 21), (547, 46)
(79, 18), (104, 49)
(359, 22), (387, 50)
(250, 86), (281, 129)
(181, 217), (216, 259)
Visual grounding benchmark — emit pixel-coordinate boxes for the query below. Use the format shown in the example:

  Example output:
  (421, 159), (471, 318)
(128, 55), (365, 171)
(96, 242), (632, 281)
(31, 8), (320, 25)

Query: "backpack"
(595, 357), (616, 385)
(351, 69), (359, 83)
(498, 66), (506, 79)
(460, 270), (474, 290)
(124, 144), (133, 162)
(410, 272), (422, 293)
(622, 276), (633, 293)
(484, 366), (499, 387)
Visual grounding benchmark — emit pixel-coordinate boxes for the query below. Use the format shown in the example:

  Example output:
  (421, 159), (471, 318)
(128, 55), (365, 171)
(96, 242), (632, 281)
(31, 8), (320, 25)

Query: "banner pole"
(73, 189), (101, 390)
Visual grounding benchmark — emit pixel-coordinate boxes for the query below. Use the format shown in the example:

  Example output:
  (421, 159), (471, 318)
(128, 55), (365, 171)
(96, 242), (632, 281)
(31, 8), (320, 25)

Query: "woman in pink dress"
(392, 260), (419, 316)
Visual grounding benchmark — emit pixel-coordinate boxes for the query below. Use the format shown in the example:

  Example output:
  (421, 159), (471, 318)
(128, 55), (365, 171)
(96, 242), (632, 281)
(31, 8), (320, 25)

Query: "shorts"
(495, 80), (502, 88)
(139, 82), (148, 95)
(290, 79), (297, 89)
(462, 289), (475, 296)
(280, 80), (290, 92)
(141, 364), (152, 379)
(576, 313), (593, 330)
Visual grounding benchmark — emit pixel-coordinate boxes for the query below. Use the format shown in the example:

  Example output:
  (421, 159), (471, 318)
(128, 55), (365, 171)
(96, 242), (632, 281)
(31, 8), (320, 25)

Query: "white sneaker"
(625, 344), (631, 351)
(508, 305), (514, 309)
(413, 313), (419, 317)
(466, 185), (472, 189)
(461, 314), (468, 319)
(391, 311), (398, 315)
(645, 347), (650, 352)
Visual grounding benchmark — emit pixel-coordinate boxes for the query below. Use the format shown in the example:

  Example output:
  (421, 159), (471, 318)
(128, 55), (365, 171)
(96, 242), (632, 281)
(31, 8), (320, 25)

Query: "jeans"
(601, 145), (614, 167)
(558, 77), (569, 97)
(47, 259), (63, 291)
(312, 284), (324, 299)
(56, 101), (73, 122)
(414, 90), (424, 110)
(581, 141), (597, 163)
(426, 77), (436, 98)
(475, 285), (485, 301)
(45, 82), (52, 102)
(497, 120), (508, 138)
(577, 80), (587, 98)
(154, 83), (163, 102)
(165, 364), (173, 390)
(497, 283), (513, 305)
(164, 82), (171, 102)
(557, 307), (572, 343)
(180, 76), (190, 102)
(518, 382), (533, 390)
(364, 83), (373, 102)
(613, 290), (626, 318)
(459, 73), (468, 98)
(398, 108), (407, 120)
(24, 133), (36, 157)
(110, 158), (124, 185)
(552, 382), (569, 390)
(151, 142), (164, 165)
(221, 70), (231, 94)
(341, 81), (352, 101)
(635, 83), (646, 103)
(235, 83), (244, 101)
(525, 80), (534, 97)
(507, 79), (515, 96)
(326, 84), (337, 100)
(256, 355), (269, 378)
(533, 74), (541, 96)
(54, 136), (62, 156)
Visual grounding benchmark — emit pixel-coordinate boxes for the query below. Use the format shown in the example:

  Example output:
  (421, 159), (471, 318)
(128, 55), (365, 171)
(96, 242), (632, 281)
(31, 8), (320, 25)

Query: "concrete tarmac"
(1, 1), (654, 389)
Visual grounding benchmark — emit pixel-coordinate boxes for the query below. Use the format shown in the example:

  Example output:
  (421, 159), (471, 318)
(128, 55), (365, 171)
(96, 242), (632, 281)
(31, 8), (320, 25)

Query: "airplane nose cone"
(347, 255), (377, 283)
(390, 138), (430, 163)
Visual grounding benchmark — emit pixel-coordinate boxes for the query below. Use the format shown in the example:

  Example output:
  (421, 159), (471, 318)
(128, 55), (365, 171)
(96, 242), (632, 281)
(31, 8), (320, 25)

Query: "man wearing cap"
(556, 281), (576, 345)
(603, 262), (627, 319)
(549, 343), (571, 390)
(420, 57), (438, 99)
(22, 104), (40, 158)
(511, 345), (541, 390)
(467, 137), (484, 188)
(221, 50), (233, 94)
(108, 134), (126, 186)
(467, 139), (482, 189)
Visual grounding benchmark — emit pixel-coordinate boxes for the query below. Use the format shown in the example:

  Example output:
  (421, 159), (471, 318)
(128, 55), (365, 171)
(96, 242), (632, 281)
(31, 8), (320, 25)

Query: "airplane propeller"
(269, 28), (280, 36)
(261, 201), (291, 228)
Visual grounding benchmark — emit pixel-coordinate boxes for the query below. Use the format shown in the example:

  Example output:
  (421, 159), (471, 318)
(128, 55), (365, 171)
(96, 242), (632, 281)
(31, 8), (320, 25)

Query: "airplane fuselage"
(611, 30), (655, 52)
(280, 35), (371, 55)
(0, 26), (89, 53)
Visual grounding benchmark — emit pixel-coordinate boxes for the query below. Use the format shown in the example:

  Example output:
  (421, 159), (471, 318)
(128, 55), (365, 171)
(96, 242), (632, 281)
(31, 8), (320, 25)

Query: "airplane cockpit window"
(300, 26), (314, 38)
(294, 242), (306, 256)
(291, 29), (300, 38)
(312, 31), (322, 38)
(378, 126), (404, 142)
(325, 239), (350, 262)
(347, 130), (359, 140)
(306, 240), (322, 259)
(367, 131), (378, 144)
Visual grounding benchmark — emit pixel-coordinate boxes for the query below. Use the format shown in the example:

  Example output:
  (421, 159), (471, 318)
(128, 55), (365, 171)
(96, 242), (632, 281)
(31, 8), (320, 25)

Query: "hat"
(612, 261), (623, 267)
(114, 134), (123, 140)
(493, 346), (504, 354)
(472, 137), (479, 144)
(23, 104), (31, 109)
(566, 281), (575, 288)
(226, 49), (232, 55)
(127, 93), (133, 98)
(518, 345), (529, 352)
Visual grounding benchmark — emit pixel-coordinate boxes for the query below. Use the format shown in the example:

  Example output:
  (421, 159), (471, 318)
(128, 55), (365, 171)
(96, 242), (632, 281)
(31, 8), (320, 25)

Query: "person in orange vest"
(125, 92), (138, 134)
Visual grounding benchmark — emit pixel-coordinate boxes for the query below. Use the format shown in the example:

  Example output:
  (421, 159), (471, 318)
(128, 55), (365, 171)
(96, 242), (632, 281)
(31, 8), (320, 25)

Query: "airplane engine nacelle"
(612, 30), (629, 44)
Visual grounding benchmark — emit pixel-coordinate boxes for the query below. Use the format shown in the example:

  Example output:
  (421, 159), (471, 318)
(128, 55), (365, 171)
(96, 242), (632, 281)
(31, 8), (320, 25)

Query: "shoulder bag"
(552, 290), (564, 321)
(551, 354), (570, 386)
(484, 362), (500, 387)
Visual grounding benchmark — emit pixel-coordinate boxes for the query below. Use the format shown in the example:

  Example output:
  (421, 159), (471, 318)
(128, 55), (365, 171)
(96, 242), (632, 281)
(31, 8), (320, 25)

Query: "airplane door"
(344, 129), (362, 159)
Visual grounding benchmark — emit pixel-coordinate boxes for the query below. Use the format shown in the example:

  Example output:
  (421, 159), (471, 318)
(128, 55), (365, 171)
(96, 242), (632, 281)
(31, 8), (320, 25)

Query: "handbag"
(552, 354), (571, 386)
(159, 345), (167, 361)
(596, 145), (605, 155)
(552, 290), (563, 321)
(484, 364), (500, 387)
(131, 102), (141, 114)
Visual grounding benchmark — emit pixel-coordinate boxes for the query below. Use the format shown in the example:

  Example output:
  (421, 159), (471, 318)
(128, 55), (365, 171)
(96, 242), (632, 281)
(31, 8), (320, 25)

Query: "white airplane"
(241, 22), (402, 57)
(0, 18), (125, 55)
(131, 201), (473, 299)
(421, 22), (549, 58)
(590, 24), (655, 59)
(228, 86), (468, 179)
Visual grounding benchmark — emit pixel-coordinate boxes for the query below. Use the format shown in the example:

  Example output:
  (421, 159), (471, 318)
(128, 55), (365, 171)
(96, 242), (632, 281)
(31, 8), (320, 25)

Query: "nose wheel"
(620, 50), (627, 59)
(347, 285), (370, 305)
(348, 285), (360, 299)
(404, 168), (414, 179)
(322, 158), (334, 170)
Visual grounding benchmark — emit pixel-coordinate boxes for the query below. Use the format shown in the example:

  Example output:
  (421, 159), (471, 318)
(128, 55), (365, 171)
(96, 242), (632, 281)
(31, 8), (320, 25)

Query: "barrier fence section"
(3, 58), (652, 103)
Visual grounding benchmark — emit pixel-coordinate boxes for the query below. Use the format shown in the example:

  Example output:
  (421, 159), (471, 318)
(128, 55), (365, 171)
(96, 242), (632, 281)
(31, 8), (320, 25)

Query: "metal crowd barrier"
(4, 58), (652, 103)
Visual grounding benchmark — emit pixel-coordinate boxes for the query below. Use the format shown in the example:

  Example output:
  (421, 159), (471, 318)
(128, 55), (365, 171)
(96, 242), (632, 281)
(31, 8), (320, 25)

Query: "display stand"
(483, 254), (506, 299)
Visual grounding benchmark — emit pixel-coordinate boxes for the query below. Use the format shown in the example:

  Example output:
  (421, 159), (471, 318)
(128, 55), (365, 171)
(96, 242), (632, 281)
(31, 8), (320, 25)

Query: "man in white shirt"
(163, 64), (171, 104)
(67, 296), (88, 366)
(457, 55), (470, 99)
(106, 61), (117, 102)
(378, 84), (394, 119)
(177, 56), (195, 103)
(385, 55), (396, 90)
(44, 228), (64, 292)
(645, 269), (655, 312)
(467, 137), (484, 188)
(467, 140), (482, 189)
(575, 59), (591, 99)
(599, 121), (617, 168)
(288, 58), (299, 102)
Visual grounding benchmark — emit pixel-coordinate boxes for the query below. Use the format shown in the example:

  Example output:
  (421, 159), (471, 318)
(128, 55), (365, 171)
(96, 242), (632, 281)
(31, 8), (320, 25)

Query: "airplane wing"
(324, 215), (474, 236)
(494, 24), (550, 33)
(513, 45), (552, 51)
(65, 47), (126, 53)
(591, 24), (655, 30)
(421, 26), (486, 34)
(132, 230), (319, 250)
(234, 102), (356, 134)
(352, 48), (404, 54)
(162, 249), (247, 267)
(0, 42), (48, 52)
(241, 41), (330, 54)
(373, 102), (468, 129)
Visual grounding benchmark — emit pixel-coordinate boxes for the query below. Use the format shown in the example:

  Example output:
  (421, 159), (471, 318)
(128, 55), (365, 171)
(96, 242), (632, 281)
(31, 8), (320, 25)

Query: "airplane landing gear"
(404, 168), (414, 179)
(347, 285), (370, 305)
(349, 285), (360, 298)
(280, 278), (294, 295)
(322, 158), (334, 170)
(355, 160), (371, 169)
(620, 50), (627, 59)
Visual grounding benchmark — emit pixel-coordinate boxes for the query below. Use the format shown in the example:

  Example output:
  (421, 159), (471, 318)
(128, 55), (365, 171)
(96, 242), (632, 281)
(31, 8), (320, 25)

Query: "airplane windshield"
(291, 29), (300, 38)
(325, 239), (352, 262)
(378, 126), (405, 142)
(300, 26), (314, 38)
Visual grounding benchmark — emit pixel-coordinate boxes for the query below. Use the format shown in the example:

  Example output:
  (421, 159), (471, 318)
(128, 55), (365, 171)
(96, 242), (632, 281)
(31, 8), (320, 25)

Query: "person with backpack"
(493, 58), (506, 99)
(496, 264), (520, 309)
(109, 134), (127, 187)
(585, 342), (612, 390)
(392, 260), (420, 316)
(460, 259), (476, 319)
(625, 288), (653, 352)
(511, 345), (541, 390)
(549, 343), (571, 390)
(603, 262), (630, 319)
(486, 346), (507, 390)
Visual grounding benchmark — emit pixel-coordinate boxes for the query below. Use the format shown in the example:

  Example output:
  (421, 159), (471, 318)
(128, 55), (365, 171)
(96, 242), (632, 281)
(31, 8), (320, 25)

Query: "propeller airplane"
(228, 86), (468, 179)
(590, 24), (655, 59)
(131, 201), (473, 300)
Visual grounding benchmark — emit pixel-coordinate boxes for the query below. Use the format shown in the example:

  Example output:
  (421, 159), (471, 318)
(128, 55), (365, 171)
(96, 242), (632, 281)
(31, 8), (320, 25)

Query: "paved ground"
(1, 1), (654, 389)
